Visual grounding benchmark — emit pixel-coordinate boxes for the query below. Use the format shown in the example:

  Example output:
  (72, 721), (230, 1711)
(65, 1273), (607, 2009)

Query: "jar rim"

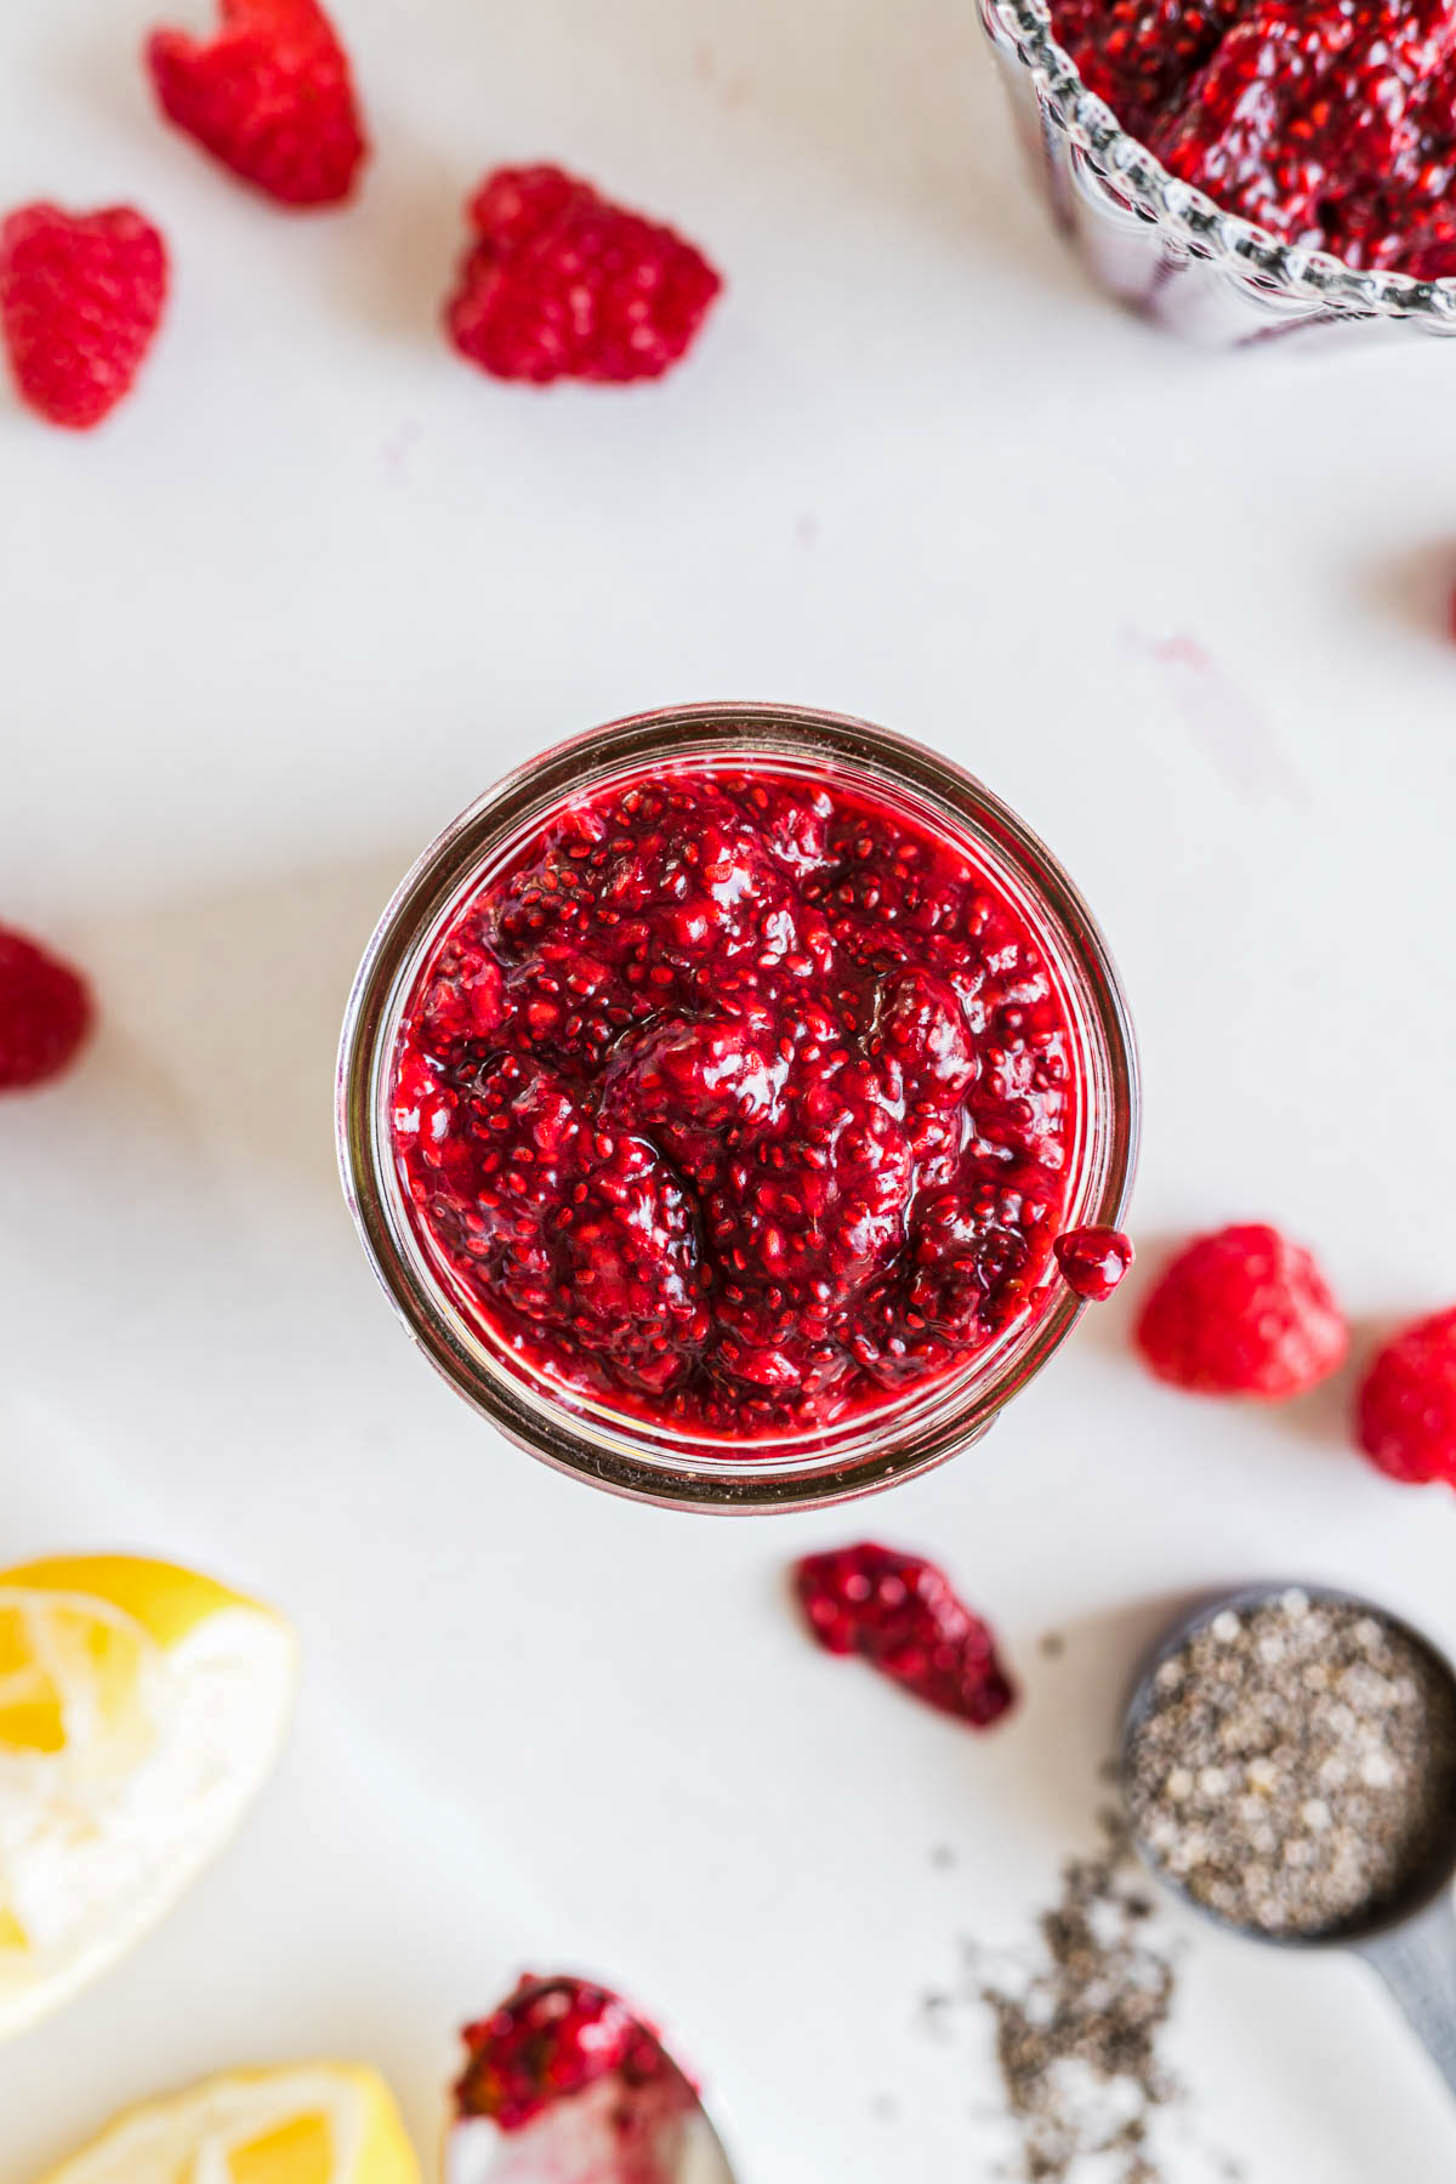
(336, 702), (1141, 1513)
(981, 0), (1456, 328)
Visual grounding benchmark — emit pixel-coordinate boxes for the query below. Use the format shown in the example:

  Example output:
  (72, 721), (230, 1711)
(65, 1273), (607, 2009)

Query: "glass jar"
(336, 703), (1139, 1513)
(979, 0), (1456, 349)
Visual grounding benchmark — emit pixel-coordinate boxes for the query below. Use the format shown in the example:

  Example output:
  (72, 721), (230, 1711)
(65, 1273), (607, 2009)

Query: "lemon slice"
(33, 2063), (420, 2184)
(0, 1554), (297, 2040)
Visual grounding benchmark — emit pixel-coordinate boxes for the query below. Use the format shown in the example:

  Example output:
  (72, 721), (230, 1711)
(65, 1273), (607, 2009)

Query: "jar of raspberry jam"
(979, 0), (1456, 347)
(337, 704), (1138, 1511)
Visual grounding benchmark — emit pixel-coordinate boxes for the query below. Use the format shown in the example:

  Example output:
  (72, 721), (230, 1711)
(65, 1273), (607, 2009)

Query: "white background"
(3, 0), (1456, 2177)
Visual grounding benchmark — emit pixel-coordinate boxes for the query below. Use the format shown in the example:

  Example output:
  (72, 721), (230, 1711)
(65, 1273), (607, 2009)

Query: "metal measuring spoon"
(1120, 1582), (1456, 2098)
(449, 2095), (738, 2184)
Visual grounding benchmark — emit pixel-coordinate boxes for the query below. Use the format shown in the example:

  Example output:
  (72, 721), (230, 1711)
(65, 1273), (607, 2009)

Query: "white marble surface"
(3, 0), (1456, 2177)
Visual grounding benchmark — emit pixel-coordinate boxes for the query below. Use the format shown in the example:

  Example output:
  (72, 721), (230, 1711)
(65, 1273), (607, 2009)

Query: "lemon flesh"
(35, 2063), (420, 2184)
(0, 1555), (296, 2040)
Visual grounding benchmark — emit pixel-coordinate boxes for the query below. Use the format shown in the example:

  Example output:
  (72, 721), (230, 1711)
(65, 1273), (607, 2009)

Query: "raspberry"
(708, 1059), (914, 1312)
(445, 164), (722, 385)
(146, 0), (368, 208)
(403, 1053), (585, 1330)
(899, 1184), (1034, 1339)
(794, 1543), (1015, 1729)
(1054, 1225), (1134, 1301)
(0, 926), (93, 1090)
(0, 205), (167, 431)
(558, 1135), (710, 1394)
(455, 1976), (669, 2132)
(1135, 1223), (1347, 1398)
(875, 969), (979, 1103)
(1356, 1308), (1456, 1488)
(603, 1011), (787, 1183)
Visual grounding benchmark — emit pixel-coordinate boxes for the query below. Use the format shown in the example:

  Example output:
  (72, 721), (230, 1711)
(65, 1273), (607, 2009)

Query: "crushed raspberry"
(1356, 1308), (1456, 1488)
(794, 1543), (1015, 1728)
(392, 764), (1078, 1438)
(1050, 0), (1456, 273)
(445, 165), (722, 385)
(146, 0), (368, 207)
(0, 205), (167, 430)
(1135, 1223), (1347, 1398)
(1054, 1225), (1134, 1301)
(0, 926), (93, 1090)
(560, 1134), (711, 1394)
(455, 1975), (679, 2133)
(1050, 0), (1242, 141)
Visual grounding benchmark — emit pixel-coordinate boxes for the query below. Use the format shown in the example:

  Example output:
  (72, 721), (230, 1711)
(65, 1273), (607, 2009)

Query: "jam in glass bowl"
(978, 0), (1456, 347)
(337, 703), (1138, 1512)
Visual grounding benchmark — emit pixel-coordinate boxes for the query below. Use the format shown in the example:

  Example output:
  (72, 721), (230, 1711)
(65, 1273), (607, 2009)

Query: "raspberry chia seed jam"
(451, 1975), (699, 2184)
(339, 707), (1137, 1509)
(1050, 0), (1456, 276)
(978, 0), (1456, 343)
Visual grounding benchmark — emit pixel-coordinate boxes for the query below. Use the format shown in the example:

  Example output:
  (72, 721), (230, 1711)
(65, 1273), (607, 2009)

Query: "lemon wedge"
(33, 2063), (419, 2184)
(0, 1554), (296, 2040)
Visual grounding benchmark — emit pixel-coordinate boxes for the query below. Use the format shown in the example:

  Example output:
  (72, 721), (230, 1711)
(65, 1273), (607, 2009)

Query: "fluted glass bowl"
(978, 0), (1456, 347)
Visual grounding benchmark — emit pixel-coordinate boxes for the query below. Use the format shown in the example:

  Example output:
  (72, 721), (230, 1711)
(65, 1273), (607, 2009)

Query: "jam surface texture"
(1054, 1224), (1133, 1302)
(391, 763), (1077, 1439)
(1051, 0), (1456, 275)
(454, 1974), (697, 2184)
(455, 1976), (681, 2133)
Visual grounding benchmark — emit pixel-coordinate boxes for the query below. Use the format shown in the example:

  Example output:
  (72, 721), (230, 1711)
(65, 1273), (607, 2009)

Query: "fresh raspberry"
(455, 1975), (670, 2132)
(0, 926), (93, 1090)
(0, 205), (167, 431)
(1356, 1308), (1456, 1487)
(445, 164), (722, 385)
(146, 0), (368, 207)
(1054, 1225), (1134, 1301)
(794, 1543), (1015, 1729)
(1135, 1223), (1347, 1398)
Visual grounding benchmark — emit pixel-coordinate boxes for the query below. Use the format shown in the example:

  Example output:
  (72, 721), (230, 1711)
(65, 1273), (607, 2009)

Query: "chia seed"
(979, 1810), (1183, 2183)
(1127, 1591), (1456, 1940)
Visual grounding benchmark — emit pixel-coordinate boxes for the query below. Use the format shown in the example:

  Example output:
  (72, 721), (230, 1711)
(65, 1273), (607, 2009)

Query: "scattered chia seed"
(978, 1810), (1183, 2184)
(1039, 1633), (1067, 1660)
(1127, 1590), (1456, 1940)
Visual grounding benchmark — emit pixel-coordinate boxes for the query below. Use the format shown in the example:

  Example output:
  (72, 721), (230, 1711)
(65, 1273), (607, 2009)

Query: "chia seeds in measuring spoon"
(1126, 1589), (1456, 1942)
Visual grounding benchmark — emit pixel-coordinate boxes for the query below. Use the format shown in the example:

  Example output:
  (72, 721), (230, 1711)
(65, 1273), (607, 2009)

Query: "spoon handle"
(1360, 1896), (1456, 2099)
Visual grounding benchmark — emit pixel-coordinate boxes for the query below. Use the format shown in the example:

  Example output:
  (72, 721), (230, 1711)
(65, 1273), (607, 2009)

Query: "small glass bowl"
(978, 0), (1456, 348)
(336, 702), (1140, 1514)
